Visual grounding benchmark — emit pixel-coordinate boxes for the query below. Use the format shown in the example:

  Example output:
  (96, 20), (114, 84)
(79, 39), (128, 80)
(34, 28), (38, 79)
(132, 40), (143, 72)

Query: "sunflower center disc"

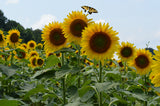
(49, 28), (66, 46)
(10, 33), (19, 43)
(90, 32), (111, 53)
(70, 19), (87, 37)
(0, 34), (3, 42)
(135, 55), (149, 68)
(37, 59), (43, 65)
(18, 51), (26, 59)
(31, 53), (37, 57)
(32, 58), (36, 66)
(121, 47), (132, 57)
(30, 43), (34, 47)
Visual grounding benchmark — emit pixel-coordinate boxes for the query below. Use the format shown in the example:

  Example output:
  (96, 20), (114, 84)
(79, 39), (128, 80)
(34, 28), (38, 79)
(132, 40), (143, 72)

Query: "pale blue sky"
(0, 0), (160, 49)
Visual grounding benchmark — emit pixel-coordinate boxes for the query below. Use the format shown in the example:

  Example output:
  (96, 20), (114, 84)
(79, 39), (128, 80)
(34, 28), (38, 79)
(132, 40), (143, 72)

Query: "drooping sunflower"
(81, 22), (119, 62)
(130, 49), (152, 75)
(27, 40), (37, 50)
(6, 29), (22, 48)
(14, 46), (28, 60)
(28, 50), (39, 58)
(42, 21), (67, 52)
(36, 57), (44, 67)
(62, 11), (93, 45)
(0, 30), (6, 47)
(117, 41), (136, 62)
(28, 56), (37, 68)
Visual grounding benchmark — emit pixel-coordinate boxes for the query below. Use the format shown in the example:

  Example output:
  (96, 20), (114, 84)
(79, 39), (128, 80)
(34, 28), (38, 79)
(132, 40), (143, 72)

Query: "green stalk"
(99, 61), (103, 106)
(77, 45), (81, 88)
(144, 75), (147, 106)
(61, 52), (66, 105)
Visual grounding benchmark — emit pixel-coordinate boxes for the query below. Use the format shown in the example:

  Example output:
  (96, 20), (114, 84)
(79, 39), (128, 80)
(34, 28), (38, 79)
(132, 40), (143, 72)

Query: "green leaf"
(80, 89), (95, 102)
(23, 84), (49, 100)
(44, 55), (60, 69)
(0, 64), (16, 77)
(32, 68), (55, 79)
(95, 82), (119, 92)
(0, 99), (20, 106)
(78, 85), (93, 97)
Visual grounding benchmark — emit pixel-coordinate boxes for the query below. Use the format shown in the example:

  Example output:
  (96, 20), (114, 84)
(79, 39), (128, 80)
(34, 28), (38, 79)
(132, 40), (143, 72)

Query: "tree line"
(0, 10), (42, 43)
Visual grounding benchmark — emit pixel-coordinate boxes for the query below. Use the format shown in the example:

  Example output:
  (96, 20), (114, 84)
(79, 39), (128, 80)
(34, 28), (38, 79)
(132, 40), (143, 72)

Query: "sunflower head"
(0, 30), (6, 47)
(81, 22), (119, 62)
(29, 50), (39, 58)
(14, 46), (28, 60)
(130, 49), (152, 75)
(42, 22), (67, 52)
(62, 11), (93, 45)
(28, 56), (37, 68)
(37, 57), (44, 67)
(151, 73), (160, 87)
(21, 43), (27, 49)
(1, 47), (11, 60)
(36, 43), (43, 50)
(6, 29), (22, 48)
(27, 40), (37, 50)
(117, 42), (136, 62)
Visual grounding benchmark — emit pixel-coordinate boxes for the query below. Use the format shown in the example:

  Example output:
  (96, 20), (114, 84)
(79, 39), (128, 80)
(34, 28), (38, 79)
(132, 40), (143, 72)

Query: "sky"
(0, 0), (160, 50)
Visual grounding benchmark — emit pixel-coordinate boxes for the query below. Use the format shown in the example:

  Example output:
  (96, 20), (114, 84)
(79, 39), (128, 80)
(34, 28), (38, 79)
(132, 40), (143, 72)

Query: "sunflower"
(117, 41), (136, 62)
(36, 43), (43, 50)
(28, 50), (39, 58)
(130, 49), (152, 75)
(6, 29), (22, 48)
(42, 21), (67, 53)
(62, 11), (93, 45)
(0, 30), (6, 47)
(27, 40), (36, 50)
(21, 43), (27, 49)
(81, 22), (119, 62)
(1, 47), (11, 61)
(36, 57), (44, 67)
(46, 52), (54, 58)
(151, 73), (160, 87)
(28, 56), (37, 68)
(14, 46), (28, 60)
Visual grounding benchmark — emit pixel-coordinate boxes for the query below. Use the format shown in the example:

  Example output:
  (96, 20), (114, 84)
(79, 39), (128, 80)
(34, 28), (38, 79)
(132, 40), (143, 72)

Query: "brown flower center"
(17, 51), (26, 59)
(119, 61), (123, 67)
(32, 58), (37, 66)
(56, 53), (61, 57)
(48, 53), (54, 56)
(89, 32), (111, 53)
(0, 34), (4, 42)
(120, 47), (132, 58)
(10, 33), (19, 43)
(31, 53), (37, 57)
(135, 55), (149, 69)
(30, 43), (35, 47)
(49, 28), (66, 46)
(70, 19), (87, 37)
(37, 58), (44, 66)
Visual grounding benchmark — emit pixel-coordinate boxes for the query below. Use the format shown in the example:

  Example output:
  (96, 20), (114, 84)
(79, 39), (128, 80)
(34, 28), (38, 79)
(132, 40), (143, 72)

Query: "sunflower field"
(0, 10), (160, 106)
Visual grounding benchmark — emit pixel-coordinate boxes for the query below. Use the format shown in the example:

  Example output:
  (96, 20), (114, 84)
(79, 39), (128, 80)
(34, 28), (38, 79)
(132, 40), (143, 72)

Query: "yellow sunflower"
(46, 52), (54, 58)
(130, 49), (152, 75)
(6, 29), (22, 48)
(151, 72), (160, 87)
(21, 43), (27, 49)
(117, 41), (136, 62)
(28, 50), (39, 58)
(36, 57), (44, 67)
(42, 21), (67, 52)
(81, 22), (119, 62)
(27, 40), (37, 50)
(36, 43), (43, 50)
(28, 56), (37, 68)
(1, 47), (11, 61)
(14, 46), (28, 60)
(62, 11), (93, 45)
(0, 30), (6, 47)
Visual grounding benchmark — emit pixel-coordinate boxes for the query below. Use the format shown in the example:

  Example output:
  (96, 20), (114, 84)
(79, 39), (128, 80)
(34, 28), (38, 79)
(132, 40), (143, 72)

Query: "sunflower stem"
(144, 75), (147, 106)
(61, 52), (66, 105)
(99, 61), (103, 106)
(77, 45), (81, 88)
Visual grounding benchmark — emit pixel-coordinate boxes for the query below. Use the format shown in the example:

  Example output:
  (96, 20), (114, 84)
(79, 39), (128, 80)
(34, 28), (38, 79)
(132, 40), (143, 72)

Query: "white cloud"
(5, 0), (19, 4)
(31, 14), (57, 30)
